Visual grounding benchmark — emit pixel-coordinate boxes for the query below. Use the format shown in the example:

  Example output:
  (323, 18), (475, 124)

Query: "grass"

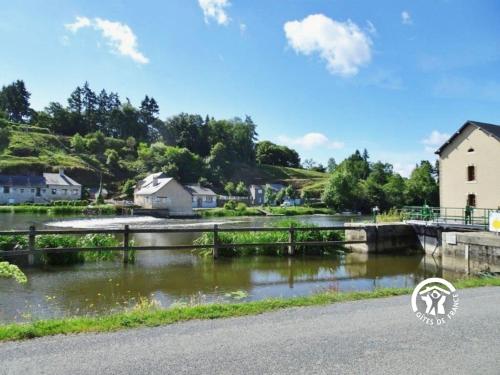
(0, 276), (498, 342)
(194, 219), (343, 256)
(267, 206), (336, 216)
(198, 207), (264, 217)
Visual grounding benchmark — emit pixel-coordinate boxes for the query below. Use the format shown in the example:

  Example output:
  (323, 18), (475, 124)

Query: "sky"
(1, 0), (500, 176)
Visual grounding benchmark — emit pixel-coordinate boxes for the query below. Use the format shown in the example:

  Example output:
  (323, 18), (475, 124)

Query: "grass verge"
(1, 277), (498, 342)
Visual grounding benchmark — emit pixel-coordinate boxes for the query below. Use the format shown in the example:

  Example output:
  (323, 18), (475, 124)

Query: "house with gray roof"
(184, 184), (217, 208)
(134, 173), (193, 215)
(0, 169), (82, 204)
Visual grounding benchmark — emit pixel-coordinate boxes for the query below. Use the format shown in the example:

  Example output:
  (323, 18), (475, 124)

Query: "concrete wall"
(439, 124), (500, 210)
(441, 231), (500, 275)
(344, 223), (419, 253)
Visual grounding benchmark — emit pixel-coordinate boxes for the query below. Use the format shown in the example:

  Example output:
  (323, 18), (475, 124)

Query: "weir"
(345, 221), (499, 276)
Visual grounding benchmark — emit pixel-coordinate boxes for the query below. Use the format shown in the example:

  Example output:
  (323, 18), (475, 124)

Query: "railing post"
(123, 224), (130, 264)
(288, 224), (295, 256)
(28, 225), (36, 265)
(213, 224), (219, 259)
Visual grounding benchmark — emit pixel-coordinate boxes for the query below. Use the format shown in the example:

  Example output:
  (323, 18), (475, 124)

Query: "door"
(197, 198), (203, 208)
(36, 187), (41, 197)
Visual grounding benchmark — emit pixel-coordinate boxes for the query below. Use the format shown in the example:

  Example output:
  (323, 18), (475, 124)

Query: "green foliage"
(235, 181), (248, 196)
(121, 179), (136, 198)
(0, 127), (10, 151)
(70, 133), (86, 152)
(256, 141), (300, 168)
(0, 80), (31, 123)
(35, 233), (121, 265)
(194, 220), (343, 256)
(0, 235), (27, 251)
(321, 150), (439, 212)
(0, 262), (27, 284)
(223, 200), (237, 210)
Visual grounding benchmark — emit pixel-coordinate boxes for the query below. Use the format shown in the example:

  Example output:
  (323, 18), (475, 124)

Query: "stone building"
(436, 120), (500, 210)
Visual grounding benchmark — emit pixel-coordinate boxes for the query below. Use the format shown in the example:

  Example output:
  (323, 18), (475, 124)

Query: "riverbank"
(1, 276), (498, 342)
(0, 204), (118, 215)
(198, 206), (337, 218)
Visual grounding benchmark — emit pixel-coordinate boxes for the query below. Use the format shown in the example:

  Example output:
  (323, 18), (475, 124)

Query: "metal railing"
(0, 224), (367, 262)
(402, 206), (497, 229)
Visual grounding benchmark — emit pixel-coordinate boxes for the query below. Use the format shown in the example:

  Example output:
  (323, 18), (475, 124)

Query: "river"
(0, 212), (454, 323)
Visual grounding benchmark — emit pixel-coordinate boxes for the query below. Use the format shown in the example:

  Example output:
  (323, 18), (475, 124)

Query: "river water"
(0, 213), (454, 323)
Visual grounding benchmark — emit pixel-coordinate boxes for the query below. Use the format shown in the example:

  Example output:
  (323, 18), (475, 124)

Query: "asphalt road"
(1, 287), (499, 375)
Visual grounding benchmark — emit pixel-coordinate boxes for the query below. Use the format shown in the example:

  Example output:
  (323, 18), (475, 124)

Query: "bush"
(0, 261), (27, 283)
(194, 220), (343, 257)
(223, 200), (237, 210)
(0, 235), (27, 251)
(235, 202), (247, 211)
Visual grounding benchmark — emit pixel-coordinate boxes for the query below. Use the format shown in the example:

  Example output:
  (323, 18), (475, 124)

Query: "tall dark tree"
(82, 82), (97, 132)
(0, 80), (32, 123)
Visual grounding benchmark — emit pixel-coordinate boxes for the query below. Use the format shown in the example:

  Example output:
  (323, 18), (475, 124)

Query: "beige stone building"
(436, 121), (500, 210)
(134, 172), (193, 215)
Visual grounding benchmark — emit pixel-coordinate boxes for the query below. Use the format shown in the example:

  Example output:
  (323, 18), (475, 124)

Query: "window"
(62, 189), (67, 195)
(31, 189), (35, 193)
(20, 188), (24, 193)
(467, 166), (475, 182)
(72, 189), (78, 195)
(51, 189), (57, 195)
(206, 196), (213, 203)
(467, 194), (476, 207)
(3, 187), (9, 194)
(467, 147), (474, 153)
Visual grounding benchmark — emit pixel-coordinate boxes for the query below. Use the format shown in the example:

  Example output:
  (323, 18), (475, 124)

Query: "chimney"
(153, 176), (159, 186)
(59, 168), (65, 176)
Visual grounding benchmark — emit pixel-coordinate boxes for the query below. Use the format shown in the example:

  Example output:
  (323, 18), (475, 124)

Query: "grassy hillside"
(231, 163), (329, 194)
(0, 126), (129, 187)
(0, 125), (329, 195)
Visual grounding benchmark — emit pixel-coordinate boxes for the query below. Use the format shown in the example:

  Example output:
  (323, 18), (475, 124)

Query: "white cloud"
(65, 16), (91, 32)
(277, 132), (344, 150)
(240, 23), (247, 33)
(401, 11), (412, 25)
(64, 16), (149, 64)
(284, 14), (373, 77)
(422, 130), (450, 153)
(198, 0), (231, 25)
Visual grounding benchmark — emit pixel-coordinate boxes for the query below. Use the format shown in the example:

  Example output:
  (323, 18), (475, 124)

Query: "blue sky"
(1, 0), (500, 176)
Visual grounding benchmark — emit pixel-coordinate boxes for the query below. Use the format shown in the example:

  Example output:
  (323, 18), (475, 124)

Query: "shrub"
(0, 261), (27, 284)
(194, 220), (343, 257)
(223, 200), (237, 210)
(235, 202), (247, 211)
(0, 235), (27, 251)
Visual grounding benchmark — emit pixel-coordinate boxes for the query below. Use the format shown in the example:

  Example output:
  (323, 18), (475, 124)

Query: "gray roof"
(436, 120), (500, 155)
(42, 173), (81, 186)
(184, 184), (217, 196)
(135, 177), (174, 195)
(0, 173), (81, 187)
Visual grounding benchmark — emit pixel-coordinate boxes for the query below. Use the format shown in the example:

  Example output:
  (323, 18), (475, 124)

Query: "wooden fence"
(0, 224), (367, 262)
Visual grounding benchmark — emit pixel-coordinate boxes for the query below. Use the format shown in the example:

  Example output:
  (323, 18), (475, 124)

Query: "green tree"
(70, 133), (86, 153)
(327, 158), (337, 173)
(383, 174), (407, 208)
(105, 149), (120, 167)
(264, 186), (277, 206)
(0, 80), (32, 123)
(121, 179), (136, 199)
(255, 141), (300, 168)
(322, 169), (363, 211)
(405, 161), (439, 206)
(224, 182), (236, 196)
(235, 181), (248, 196)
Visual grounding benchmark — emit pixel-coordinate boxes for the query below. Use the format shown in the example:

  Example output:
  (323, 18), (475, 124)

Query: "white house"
(185, 184), (217, 208)
(0, 169), (82, 204)
(134, 173), (193, 215)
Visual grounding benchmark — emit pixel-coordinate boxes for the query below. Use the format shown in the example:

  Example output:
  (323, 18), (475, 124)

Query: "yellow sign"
(489, 212), (500, 232)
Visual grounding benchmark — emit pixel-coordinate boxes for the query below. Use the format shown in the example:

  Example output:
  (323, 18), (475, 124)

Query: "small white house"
(0, 169), (82, 204)
(185, 184), (217, 208)
(134, 173), (193, 215)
